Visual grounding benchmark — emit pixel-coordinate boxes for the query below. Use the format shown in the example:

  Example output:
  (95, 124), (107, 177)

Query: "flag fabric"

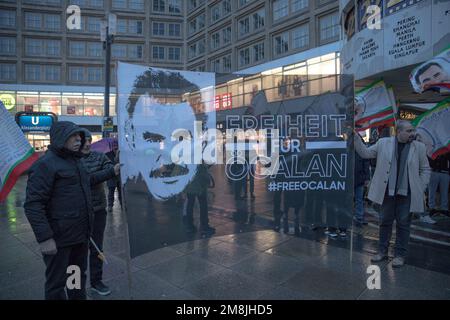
(355, 79), (396, 131)
(0, 101), (39, 202)
(412, 98), (450, 159)
(410, 46), (450, 94)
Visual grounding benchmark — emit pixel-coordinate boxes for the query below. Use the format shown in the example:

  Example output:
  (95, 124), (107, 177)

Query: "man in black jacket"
(80, 129), (113, 296)
(24, 121), (118, 300)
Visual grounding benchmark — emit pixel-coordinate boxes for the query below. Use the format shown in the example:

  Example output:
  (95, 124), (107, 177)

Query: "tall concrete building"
(0, 0), (341, 148)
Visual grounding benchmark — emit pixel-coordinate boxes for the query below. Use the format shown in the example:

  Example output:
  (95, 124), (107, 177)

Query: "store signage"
(103, 116), (114, 132)
(0, 94), (15, 110)
(215, 93), (233, 110)
(15, 112), (57, 132)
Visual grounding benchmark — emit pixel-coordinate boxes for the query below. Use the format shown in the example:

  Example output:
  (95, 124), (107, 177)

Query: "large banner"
(0, 101), (38, 202)
(410, 46), (450, 93)
(117, 63), (355, 258)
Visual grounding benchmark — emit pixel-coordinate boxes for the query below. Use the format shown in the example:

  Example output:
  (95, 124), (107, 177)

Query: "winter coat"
(106, 150), (120, 188)
(355, 136), (431, 212)
(355, 153), (370, 187)
(24, 121), (116, 248)
(82, 151), (113, 212)
(185, 164), (210, 196)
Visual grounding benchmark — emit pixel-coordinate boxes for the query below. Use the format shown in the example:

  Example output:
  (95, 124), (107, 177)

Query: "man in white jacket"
(354, 120), (431, 267)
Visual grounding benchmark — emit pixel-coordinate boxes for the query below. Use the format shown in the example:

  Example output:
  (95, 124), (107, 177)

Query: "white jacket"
(355, 136), (431, 212)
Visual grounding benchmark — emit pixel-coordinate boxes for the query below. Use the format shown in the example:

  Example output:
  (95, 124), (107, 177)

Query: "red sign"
(222, 93), (232, 109)
(214, 93), (232, 110)
(215, 95), (221, 110)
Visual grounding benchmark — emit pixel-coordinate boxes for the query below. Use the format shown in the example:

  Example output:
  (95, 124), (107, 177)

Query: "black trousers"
(89, 209), (107, 285)
(243, 165), (255, 195)
(273, 190), (283, 226)
(186, 193), (209, 228)
(43, 242), (88, 300)
(108, 181), (122, 208)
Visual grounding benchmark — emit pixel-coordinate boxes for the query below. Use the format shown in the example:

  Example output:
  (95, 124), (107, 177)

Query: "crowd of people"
(21, 118), (449, 300)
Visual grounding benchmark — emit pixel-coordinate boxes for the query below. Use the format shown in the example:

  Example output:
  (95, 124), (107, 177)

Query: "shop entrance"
(26, 133), (50, 154)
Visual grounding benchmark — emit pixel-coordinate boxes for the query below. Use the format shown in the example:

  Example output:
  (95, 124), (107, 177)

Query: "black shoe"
(185, 224), (197, 233)
(200, 226), (216, 236)
(441, 210), (450, 217)
(91, 281), (111, 296)
(429, 208), (439, 216)
(283, 220), (289, 234)
(273, 218), (281, 231)
(248, 214), (255, 225)
(325, 228), (337, 238)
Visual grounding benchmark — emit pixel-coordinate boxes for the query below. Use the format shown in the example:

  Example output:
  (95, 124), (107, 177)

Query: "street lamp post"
(101, 13), (116, 138)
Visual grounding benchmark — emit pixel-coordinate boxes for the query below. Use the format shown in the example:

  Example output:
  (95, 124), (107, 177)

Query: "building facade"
(0, 0), (341, 149)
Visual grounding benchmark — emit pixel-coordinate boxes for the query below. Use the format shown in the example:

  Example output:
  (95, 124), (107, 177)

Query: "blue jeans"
(379, 194), (412, 258)
(428, 171), (449, 210)
(354, 185), (365, 223)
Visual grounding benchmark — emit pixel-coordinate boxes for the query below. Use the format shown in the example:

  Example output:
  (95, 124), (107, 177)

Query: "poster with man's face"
(117, 63), (355, 260)
(117, 62), (216, 257)
(410, 46), (450, 93)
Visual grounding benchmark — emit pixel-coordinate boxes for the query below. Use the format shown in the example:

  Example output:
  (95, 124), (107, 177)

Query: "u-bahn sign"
(15, 112), (57, 133)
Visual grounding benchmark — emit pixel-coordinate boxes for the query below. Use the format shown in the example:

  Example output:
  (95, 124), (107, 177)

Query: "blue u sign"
(16, 112), (57, 132)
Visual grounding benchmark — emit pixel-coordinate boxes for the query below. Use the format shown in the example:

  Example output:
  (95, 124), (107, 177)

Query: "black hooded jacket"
(82, 151), (113, 211)
(24, 121), (116, 247)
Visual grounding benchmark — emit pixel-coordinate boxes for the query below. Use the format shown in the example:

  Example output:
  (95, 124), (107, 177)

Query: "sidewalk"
(1, 176), (449, 300)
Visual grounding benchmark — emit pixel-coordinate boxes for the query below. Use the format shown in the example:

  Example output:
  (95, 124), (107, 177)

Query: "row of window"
(188, 13), (206, 36)
(153, 0), (182, 14)
(20, 0), (182, 13)
(211, 0), (232, 24)
(273, 0), (309, 21)
(151, 22), (182, 37)
(1, 38), (185, 63)
(0, 64), (103, 83)
(0, 10), (183, 37)
(239, 41), (265, 67)
(186, 5), (337, 42)
(273, 24), (309, 56)
(210, 26), (232, 51)
(238, 8), (265, 38)
(210, 55), (232, 73)
(188, 0), (206, 13)
(188, 10), (337, 64)
(151, 46), (181, 61)
(188, 39), (206, 59)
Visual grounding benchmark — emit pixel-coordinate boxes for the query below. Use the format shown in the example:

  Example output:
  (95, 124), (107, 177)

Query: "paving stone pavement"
(1, 176), (449, 300)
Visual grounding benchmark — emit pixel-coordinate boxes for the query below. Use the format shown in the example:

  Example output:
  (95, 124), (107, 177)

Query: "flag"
(412, 98), (450, 159)
(355, 79), (395, 131)
(410, 46), (450, 94)
(0, 101), (39, 202)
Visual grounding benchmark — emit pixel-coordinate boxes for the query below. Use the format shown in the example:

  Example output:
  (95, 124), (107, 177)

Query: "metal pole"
(103, 27), (111, 137)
